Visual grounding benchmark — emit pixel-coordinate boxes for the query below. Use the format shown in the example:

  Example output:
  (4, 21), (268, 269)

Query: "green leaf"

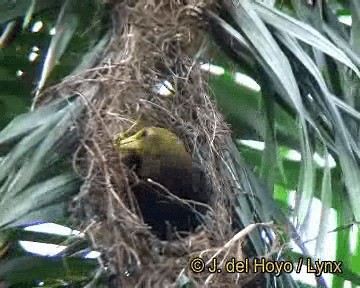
(0, 173), (80, 228)
(0, 0), (62, 24)
(253, 1), (360, 78)
(0, 255), (97, 285)
(35, 0), (79, 97)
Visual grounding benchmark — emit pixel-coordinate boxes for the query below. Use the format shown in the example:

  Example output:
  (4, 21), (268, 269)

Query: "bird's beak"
(113, 132), (143, 155)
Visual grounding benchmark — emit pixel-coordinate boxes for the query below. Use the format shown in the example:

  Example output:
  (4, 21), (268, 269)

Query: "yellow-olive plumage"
(113, 127), (209, 239)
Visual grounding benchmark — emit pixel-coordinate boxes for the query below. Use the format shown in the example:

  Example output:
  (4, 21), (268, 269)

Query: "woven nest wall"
(42, 0), (273, 287)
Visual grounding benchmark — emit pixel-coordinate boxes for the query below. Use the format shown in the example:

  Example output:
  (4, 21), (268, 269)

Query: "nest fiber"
(41, 0), (277, 287)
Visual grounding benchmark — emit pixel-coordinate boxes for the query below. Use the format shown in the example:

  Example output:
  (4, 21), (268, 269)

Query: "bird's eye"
(141, 129), (148, 138)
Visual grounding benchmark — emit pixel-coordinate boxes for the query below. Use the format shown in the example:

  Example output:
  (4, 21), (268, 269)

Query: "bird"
(112, 127), (210, 240)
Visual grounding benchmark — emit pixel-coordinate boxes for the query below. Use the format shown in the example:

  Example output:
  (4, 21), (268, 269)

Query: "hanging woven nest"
(37, 0), (279, 287)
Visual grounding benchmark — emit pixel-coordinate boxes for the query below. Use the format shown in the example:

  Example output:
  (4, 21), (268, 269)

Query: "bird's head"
(112, 127), (192, 177)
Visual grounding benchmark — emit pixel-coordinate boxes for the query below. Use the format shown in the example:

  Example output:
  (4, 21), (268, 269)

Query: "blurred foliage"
(0, 0), (107, 129)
